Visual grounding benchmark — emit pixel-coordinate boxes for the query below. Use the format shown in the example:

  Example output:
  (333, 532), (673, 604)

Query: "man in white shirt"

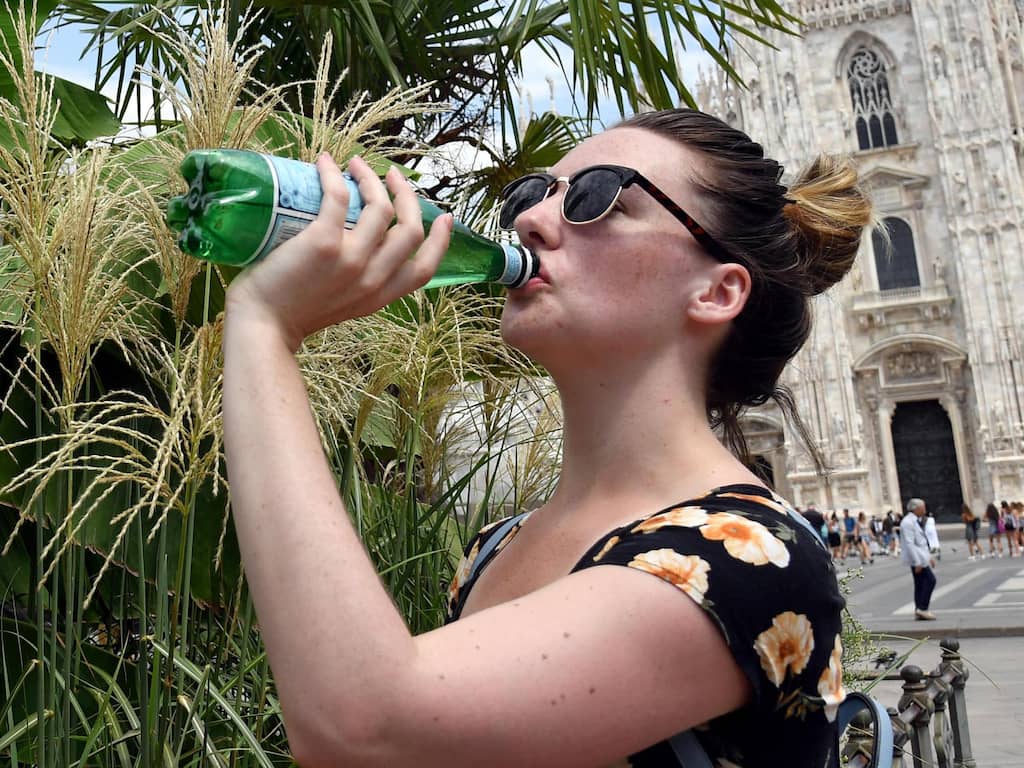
(900, 498), (937, 620)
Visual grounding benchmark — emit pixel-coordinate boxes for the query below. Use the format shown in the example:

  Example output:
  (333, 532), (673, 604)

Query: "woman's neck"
(541, 355), (759, 521)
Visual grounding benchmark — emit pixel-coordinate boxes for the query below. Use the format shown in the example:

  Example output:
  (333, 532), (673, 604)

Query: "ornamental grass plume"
(148, 3), (288, 158)
(27, 147), (156, 412)
(0, 1), (59, 244)
(0, 0), (540, 612)
(1, 321), (225, 609)
(277, 35), (447, 167)
(304, 288), (544, 503)
(0, 5), (155, 416)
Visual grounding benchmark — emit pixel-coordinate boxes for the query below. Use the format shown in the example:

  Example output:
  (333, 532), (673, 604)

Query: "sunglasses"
(498, 164), (731, 262)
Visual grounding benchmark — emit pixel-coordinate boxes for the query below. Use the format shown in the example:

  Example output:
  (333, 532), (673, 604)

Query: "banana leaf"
(0, 1), (120, 148)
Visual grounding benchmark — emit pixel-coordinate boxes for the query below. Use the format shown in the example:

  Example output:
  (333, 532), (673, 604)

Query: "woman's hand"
(224, 153), (453, 351)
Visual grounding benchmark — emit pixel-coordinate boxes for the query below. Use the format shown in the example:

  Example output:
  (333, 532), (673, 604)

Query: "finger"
(344, 155), (396, 245)
(351, 210), (451, 311)
(349, 166), (428, 291)
(387, 210), (452, 293)
(384, 165), (430, 257)
(313, 153), (354, 238)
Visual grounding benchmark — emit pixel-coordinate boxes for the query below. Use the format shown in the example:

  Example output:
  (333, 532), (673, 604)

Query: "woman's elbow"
(287, 709), (395, 768)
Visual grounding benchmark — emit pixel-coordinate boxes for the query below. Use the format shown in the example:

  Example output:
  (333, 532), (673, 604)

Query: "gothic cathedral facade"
(698, 0), (1024, 519)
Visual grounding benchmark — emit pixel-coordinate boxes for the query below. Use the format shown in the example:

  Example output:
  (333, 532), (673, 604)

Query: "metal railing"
(845, 638), (976, 768)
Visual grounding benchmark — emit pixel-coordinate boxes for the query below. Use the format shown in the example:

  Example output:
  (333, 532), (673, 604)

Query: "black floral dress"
(446, 484), (847, 768)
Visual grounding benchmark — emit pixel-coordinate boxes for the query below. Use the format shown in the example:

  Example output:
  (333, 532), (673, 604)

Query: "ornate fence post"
(842, 709), (876, 768)
(888, 706), (910, 768)
(936, 638), (977, 768)
(897, 665), (936, 768)
(928, 674), (954, 768)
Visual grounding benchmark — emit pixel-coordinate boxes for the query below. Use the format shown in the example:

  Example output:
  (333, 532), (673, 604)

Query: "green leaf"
(149, 640), (278, 768)
(0, 3), (121, 147)
(47, 75), (121, 142)
(0, 244), (28, 325)
(0, 0), (60, 96)
(0, 710), (51, 753)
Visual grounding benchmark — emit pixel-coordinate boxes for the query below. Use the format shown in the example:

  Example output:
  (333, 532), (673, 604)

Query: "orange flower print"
(490, 512), (530, 556)
(628, 549), (711, 604)
(817, 634), (846, 722)
(593, 535), (622, 562)
(701, 512), (790, 567)
(448, 538), (481, 604)
(717, 491), (791, 517)
(631, 506), (709, 534)
(754, 612), (815, 687)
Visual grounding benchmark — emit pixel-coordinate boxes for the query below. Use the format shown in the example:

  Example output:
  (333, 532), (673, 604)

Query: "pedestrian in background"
(961, 503), (983, 560)
(923, 510), (940, 561)
(900, 498), (937, 621)
(841, 508), (856, 560)
(827, 512), (842, 562)
(883, 509), (900, 557)
(855, 510), (874, 565)
(985, 502), (1004, 558)
(870, 514), (884, 554)
(1001, 501), (1019, 557)
(802, 503), (826, 546)
(1013, 502), (1024, 552)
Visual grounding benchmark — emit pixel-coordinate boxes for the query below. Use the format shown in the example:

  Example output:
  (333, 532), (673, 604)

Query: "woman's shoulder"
(630, 483), (820, 540)
(576, 483), (836, 587)
(573, 483), (845, 745)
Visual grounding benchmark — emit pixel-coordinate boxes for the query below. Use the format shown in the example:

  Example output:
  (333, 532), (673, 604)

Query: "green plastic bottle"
(165, 149), (538, 288)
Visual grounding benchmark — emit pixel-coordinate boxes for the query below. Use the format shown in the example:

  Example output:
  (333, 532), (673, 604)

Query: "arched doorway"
(892, 400), (964, 522)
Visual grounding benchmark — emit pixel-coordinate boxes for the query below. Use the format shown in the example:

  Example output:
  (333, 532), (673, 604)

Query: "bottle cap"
(499, 244), (539, 288)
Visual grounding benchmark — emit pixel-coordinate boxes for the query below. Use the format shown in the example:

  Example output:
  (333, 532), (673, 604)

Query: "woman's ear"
(686, 263), (752, 325)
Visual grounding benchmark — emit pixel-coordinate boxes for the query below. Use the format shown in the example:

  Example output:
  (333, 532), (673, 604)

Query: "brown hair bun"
(783, 155), (874, 295)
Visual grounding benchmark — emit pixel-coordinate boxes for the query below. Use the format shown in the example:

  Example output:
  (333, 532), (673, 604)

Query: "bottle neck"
(500, 244), (539, 288)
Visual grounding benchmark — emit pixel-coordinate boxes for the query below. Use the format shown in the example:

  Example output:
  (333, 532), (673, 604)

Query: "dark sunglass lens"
(563, 168), (621, 223)
(499, 176), (551, 228)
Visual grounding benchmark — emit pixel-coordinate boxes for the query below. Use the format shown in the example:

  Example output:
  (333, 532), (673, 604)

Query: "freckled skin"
(500, 127), (717, 375)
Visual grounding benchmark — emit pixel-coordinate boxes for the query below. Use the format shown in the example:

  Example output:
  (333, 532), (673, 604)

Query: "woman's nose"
(514, 185), (564, 251)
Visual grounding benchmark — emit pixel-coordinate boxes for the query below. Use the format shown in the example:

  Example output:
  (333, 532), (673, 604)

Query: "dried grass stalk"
(1, 321), (225, 609)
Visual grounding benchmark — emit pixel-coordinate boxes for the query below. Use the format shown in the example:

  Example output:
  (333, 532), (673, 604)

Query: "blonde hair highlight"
(783, 155), (878, 296)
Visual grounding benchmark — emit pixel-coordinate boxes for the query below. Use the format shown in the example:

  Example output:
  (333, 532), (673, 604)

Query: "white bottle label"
(252, 154), (364, 263)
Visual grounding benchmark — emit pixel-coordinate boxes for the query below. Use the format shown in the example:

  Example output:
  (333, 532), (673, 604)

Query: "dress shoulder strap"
(467, 512), (530, 584)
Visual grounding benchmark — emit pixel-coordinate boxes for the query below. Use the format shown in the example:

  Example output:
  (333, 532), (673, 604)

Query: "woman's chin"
(500, 310), (558, 360)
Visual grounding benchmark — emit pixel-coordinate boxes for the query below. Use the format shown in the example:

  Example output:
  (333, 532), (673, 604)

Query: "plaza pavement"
(840, 522), (1023, 767)
(840, 522), (1024, 639)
